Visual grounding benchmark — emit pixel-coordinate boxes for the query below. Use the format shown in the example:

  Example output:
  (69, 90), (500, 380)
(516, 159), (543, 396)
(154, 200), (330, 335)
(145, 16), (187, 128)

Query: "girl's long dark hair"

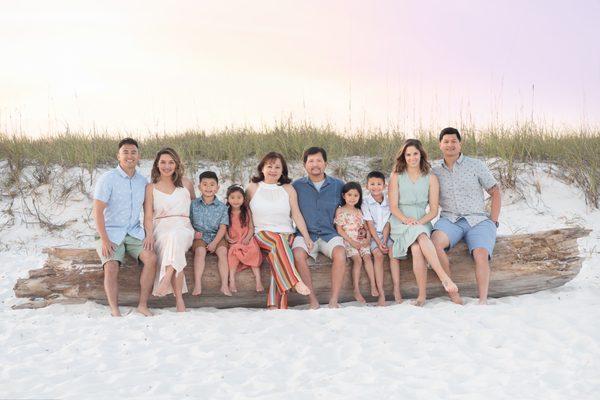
(226, 185), (249, 228)
(340, 181), (363, 209)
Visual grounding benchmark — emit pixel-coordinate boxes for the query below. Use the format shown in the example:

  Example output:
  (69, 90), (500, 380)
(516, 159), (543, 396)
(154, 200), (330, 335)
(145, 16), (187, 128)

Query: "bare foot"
(370, 286), (379, 297)
(411, 297), (426, 307)
(220, 286), (233, 296)
(328, 301), (340, 309)
(309, 299), (320, 309)
(353, 290), (366, 304)
(155, 276), (172, 297)
(229, 282), (238, 293)
(255, 283), (265, 292)
(294, 281), (311, 296)
(449, 291), (464, 305)
(478, 298), (488, 305)
(192, 284), (202, 296)
(176, 299), (186, 312)
(377, 295), (386, 307)
(136, 305), (153, 317)
(110, 308), (122, 317)
(393, 288), (403, 304)
(267, 305), (278, 310)
(442, 278), (459, 294)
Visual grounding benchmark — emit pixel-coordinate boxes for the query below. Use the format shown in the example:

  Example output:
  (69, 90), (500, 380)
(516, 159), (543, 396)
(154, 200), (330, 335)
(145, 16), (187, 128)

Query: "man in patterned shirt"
(431, 127), (501, 305)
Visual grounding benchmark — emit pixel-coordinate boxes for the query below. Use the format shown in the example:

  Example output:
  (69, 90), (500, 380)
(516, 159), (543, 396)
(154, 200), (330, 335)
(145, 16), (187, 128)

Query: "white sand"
(1, 161), (599, 399)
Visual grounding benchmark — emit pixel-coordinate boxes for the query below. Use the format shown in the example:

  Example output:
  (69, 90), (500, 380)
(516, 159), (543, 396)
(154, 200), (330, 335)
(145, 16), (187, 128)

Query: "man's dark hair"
(302, 147), (327, 163)
(366, 170), (386, 183)
(438, 127), (461, 142)
(199, 170), (219, 184)
(118, 137), (139, 149)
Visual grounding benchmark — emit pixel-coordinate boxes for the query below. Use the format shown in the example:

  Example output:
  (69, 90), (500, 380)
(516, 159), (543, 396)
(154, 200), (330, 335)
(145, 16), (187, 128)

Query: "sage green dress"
(389, 172), (432, 259)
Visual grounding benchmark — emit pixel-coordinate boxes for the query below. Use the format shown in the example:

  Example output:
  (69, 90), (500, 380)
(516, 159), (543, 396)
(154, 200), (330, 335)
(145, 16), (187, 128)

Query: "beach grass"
(1, 122), (599, 207)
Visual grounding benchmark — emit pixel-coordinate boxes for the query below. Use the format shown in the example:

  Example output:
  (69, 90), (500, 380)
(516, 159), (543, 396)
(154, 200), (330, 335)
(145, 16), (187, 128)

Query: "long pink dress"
(152, 186), (194, 295)
(228, 211), (262, 270)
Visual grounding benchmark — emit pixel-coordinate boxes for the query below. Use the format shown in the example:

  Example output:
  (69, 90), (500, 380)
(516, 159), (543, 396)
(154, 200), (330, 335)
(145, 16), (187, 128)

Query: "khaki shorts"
(192, 238), (229, 252)
(95, 234), (144, 267)
(292, 236), (345, 260)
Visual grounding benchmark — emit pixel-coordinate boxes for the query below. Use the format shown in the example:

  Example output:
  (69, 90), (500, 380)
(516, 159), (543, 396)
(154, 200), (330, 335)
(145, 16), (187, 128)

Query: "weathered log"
(12, 227), (590, 309)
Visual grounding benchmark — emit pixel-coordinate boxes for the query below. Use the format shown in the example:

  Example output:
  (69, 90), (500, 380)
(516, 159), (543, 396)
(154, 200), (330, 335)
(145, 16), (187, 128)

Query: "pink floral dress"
(334, 208), (371, 257)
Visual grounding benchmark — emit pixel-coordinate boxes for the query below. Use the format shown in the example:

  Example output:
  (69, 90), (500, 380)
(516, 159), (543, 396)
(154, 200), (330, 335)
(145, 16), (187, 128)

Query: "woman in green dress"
(389, 139), (460, 306)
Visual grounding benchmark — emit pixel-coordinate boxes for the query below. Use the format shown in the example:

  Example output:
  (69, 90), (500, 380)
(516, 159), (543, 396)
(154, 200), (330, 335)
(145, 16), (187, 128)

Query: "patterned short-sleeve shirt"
(432, 154), (497, 227)
(93, 165), (148, 244)
(189, 197), (229, 243)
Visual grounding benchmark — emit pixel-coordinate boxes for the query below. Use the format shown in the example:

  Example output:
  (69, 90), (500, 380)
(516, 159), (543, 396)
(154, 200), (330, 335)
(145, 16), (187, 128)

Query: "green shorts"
(95, 234), (144, 267)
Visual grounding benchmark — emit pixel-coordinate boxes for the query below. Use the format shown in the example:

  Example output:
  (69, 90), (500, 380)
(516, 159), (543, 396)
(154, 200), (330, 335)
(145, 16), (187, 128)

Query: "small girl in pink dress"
(334, 181), (377, 304)
(226, 185), (264, 293)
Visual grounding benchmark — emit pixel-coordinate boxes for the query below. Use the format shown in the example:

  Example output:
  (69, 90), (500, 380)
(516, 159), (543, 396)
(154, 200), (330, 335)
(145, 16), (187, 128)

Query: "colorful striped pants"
(254, 231), (302, 309)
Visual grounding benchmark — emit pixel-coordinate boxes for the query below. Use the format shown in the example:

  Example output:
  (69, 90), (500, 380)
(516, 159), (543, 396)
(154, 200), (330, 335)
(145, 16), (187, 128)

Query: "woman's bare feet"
(294, 281), (311, 296)
(309, 299), (320, 309)
(175, 298), (186, 312)
(377, 294), (386, 307)
(110, 307), (122, 317)
(155, 274), (173, 297)
(478, 298), (488, 305)
(328, 301), (340, 309)
(353, 289), (366, 304)
(136, 305), (153, 317)
(411, 296), (426, 307)
(393, 287), (403, 304)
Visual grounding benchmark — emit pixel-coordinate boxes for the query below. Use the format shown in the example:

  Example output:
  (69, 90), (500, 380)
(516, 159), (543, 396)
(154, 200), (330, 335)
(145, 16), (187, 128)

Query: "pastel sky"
(1, 0), (599, 136)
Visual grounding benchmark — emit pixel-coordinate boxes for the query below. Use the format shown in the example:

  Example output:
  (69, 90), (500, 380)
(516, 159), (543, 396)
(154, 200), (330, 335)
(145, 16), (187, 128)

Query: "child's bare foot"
(155, 277), (172, 297)
(220, 286), (232, 296)
(449, 291), (464, 305)
(110, 307), (122, 317)
(229, 282), (238, 293)
(478, 298), (488, 305)
(353, 290), (366, 304)
(393, 288), (403, 304)
(377, 294), (386, 307)
(294, 281), (311, 296)
(370, 284), (379, 297)
(255, 282), (265, 292)
(192, 284), (202, 296)
(136, 305), (153, 317)
(175, 299), (186, 312)
(328, 301), (340, 309)
(442, 278), (458, 294)
(309, 298), (320, 309)
(411, 297), (426, 307)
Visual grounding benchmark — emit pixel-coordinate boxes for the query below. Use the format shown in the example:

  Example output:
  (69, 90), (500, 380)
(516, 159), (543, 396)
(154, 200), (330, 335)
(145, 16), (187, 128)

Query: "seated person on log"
(292, 147), (347, 309)
(93, 137), (157, 317)
(431, 127), (502, 305)
(190, 171), (231, 297)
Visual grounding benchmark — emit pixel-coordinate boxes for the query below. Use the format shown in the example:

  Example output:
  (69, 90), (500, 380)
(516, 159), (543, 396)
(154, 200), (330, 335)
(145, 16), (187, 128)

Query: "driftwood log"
(13, 227), (590, 309)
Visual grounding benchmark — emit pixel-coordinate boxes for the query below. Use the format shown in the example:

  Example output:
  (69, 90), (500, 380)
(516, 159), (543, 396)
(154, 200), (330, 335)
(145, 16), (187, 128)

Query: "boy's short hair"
(366, 170), (386, 183)
(118, 137), (139, 150)
(302, 147), (327, 163)
(438, 127), (461, 142)
(199, 170), (219, 183)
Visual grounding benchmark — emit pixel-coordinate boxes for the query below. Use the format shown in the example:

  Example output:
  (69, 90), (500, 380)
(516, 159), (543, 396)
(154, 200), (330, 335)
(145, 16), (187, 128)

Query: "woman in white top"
(246, 152), (313, 309)
(143, 148), (196, 312)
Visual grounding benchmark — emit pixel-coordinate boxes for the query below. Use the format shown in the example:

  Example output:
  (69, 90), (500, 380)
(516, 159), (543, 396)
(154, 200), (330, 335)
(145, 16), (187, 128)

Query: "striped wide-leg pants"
(254, 231), (302, 309)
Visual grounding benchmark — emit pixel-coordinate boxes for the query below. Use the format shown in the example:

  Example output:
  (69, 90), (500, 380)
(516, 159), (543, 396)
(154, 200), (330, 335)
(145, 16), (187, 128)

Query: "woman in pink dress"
(226, 185), (264, 293)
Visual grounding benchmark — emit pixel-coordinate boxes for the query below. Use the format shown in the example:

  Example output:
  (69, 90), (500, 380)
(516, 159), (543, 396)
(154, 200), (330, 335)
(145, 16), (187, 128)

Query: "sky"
(1, 0), (599, 136)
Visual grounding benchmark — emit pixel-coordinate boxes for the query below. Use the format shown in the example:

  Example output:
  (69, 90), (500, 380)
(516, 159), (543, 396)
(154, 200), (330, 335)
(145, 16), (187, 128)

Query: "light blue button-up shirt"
(93, 165), (148, 244)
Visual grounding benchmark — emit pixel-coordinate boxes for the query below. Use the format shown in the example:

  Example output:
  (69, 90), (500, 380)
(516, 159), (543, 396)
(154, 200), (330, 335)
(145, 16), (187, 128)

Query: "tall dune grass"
(1, 122), (599, 207)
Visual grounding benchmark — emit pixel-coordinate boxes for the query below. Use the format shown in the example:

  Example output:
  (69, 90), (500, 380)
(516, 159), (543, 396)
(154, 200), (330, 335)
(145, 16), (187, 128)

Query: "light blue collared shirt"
(93, 165), (148, 244)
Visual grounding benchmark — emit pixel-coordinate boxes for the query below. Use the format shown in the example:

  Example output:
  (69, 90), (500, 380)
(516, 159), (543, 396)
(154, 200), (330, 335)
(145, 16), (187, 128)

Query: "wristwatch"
(492, 220), (499, 227)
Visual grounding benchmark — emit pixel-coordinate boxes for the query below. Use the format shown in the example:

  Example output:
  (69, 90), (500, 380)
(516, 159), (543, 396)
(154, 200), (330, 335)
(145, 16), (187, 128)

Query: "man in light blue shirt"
(93, 138), (157, 317)
(292, 147), (346, 309)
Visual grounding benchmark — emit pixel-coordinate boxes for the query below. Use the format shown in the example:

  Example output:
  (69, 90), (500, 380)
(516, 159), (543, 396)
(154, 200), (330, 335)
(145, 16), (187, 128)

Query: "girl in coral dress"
(226, 185), (264, 293)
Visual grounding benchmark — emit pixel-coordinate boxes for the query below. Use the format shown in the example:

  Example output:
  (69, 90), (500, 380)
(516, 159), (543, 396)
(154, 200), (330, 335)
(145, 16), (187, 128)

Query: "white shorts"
(292, 236), (345, 260)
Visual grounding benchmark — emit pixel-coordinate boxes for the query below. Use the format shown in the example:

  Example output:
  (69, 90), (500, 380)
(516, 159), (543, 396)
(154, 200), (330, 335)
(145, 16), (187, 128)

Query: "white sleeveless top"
(250, 182), (294, 234)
